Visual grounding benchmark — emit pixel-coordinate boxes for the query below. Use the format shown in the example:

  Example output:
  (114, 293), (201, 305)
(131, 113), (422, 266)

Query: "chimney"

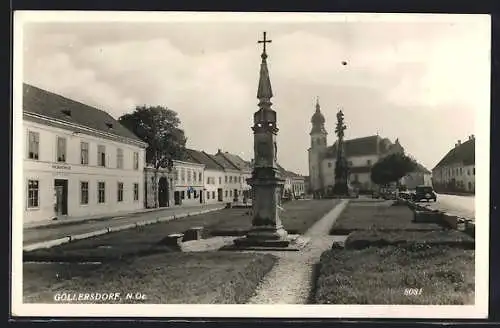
(217, 149), (222, 154)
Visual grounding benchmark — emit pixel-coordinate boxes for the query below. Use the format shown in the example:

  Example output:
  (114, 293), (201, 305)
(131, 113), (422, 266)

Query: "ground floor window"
(212, 191), (215, 199)
(181, 191), (185, 199)
(98, 182), (106, 203)
(117, 182), (124, 202)
(207, 191), (210, 199)
(27, 180), (39, 208)
(80, 181), (89, 204)
(225, 190), (228, 197)
(133, 183), (139, 201)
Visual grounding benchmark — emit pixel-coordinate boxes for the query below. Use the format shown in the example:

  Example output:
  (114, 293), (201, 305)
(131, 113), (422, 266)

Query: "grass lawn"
(207, 199), (339, 236)
(24, 209), (239, 262)
(25, 200), (337, 262)
(314, 246), (475, 304)
(330, 202), (444, 235)
(344, 230), (475, 250)
(24, 252), (277, 304)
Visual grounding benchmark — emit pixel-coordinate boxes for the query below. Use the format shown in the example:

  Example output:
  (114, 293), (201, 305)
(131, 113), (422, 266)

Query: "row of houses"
(22, 83), (305, 225)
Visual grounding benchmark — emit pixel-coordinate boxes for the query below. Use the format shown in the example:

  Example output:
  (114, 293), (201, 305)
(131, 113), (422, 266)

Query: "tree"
(370, 153), (418, 189)
(119, 105), (187, 207)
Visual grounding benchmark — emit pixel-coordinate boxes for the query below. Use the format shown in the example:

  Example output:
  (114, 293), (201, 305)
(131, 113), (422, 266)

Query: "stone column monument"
(233, 32), (290, 248)
(332, 110), (349, 196)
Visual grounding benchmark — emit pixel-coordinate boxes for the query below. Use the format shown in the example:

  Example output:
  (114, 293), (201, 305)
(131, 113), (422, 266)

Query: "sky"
(20, 13), (490, 175)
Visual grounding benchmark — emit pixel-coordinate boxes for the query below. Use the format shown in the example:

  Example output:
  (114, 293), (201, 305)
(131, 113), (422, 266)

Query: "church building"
(307, 99), (407, 195)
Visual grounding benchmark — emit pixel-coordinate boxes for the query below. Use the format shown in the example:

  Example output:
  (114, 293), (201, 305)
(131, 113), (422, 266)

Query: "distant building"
(211, 150), (246, 202)
(215, 151), (253, 200)
(401, 163), (432, 190)
(277, 164), (305, 199)
(432, 136), (475, 194)
(172, 159), (205, 206)
(23, 84), (147, 224)
(184, 149), (226, 204)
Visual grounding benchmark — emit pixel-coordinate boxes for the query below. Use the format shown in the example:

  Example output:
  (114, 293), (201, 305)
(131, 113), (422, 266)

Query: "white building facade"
(432, 136), (475, 193)
(172, 160), (205, 206)
(23, 84), (147, 225)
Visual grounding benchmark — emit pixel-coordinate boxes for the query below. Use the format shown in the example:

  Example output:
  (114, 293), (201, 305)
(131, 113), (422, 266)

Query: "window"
(27, 180), (39, 208)
(225, 176), (228, 183)
(117, 148), (124, 169)
(212, 191), (215, 199)
(80, 142), (89, 165)
(133, 152), (139, 170)
(199, 172), (202, 181)
(193, 171), (197, 182)
(181, 168), (186, 183)
(225, 190), (228, 197)
(80, 182), (89, 205)
(327, 162), (332, 168)
(188, 190), (191, 199)
(98, 145), (106, 167)
(207, 177), (210, 184)
(239, 177), (242, 183)
(133, 183), (139, 201)
(219, 177), (222, 185)
(117, 182), (124, 202)
(174, 169), (179, 182)
(98, 182), (106, 203)
(207, 191), (210, 199)
(367, 160), (372, 165)
(28, 131), (39, 160)
(459, 167), (462, 175)
(230, 190), (233, 197)
(467, 169), (470, 176)
(57, 137), (66, 162)
(187, 169), (192, 183)
(229, 176), (233, 183)
(181, 191), (185, 199)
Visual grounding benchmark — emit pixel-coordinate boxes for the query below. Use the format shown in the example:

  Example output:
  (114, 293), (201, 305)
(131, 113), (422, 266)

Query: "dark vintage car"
(412, 186), (437, 202)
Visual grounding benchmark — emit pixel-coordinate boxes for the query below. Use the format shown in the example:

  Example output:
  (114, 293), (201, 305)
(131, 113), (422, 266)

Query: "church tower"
(308, 98), (328, 195)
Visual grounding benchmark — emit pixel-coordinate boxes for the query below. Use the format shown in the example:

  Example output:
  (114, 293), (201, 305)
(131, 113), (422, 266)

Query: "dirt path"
(247, 199), (349, 304)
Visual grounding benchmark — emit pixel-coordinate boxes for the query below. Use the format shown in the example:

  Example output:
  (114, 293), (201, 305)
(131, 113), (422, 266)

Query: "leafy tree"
(370, 153), (418, 188)
(119, 105), (187, 207)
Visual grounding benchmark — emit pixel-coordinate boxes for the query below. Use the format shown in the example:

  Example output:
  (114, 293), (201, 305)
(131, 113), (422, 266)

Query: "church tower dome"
(310, 97), (327, 135)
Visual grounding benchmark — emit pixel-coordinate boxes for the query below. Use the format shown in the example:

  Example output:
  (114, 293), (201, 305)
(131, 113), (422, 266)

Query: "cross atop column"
(258, 31), (272, 56)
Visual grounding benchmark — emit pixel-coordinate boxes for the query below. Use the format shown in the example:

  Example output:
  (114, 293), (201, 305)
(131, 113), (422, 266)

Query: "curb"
(23, 206), (226, 252)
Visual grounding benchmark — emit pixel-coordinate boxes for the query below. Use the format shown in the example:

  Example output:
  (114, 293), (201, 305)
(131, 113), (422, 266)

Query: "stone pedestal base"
(225, 234), (308, 251)
(233, 226), (290, 248)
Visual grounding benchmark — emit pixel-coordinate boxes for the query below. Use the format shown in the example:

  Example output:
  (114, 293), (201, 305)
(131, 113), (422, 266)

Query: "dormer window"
(105, 122), (113, 129)
(61, 109), (72, 117)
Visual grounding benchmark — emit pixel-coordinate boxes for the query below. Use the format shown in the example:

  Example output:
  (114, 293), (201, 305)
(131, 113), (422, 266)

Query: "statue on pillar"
(332, 109), (349, 196)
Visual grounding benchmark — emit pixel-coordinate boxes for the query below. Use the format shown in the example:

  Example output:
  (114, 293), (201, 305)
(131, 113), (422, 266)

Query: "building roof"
(183, 149), (224, 171)
(217, 151), (253, 172)
(210, 152), (241, 171)
(433, 138), (475, 169)
(23, 83), (143, 143)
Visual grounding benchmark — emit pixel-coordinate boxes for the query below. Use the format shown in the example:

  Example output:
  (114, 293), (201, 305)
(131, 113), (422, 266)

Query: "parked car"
(412, 185), (437, 202)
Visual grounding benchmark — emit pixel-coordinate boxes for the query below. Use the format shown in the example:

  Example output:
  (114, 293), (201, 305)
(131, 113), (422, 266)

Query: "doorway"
(54, 179), (68, 215)
(158, 177), (169, 207)
(217, 188), (223, 202)
(174, 191), (181, 205)
(199, 189), (203, 204)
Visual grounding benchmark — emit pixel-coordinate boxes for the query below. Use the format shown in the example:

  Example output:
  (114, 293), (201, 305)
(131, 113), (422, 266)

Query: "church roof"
(433, 138), (475, 170)
(23, 83), (144, 143)
(326, 135), (390, 158)
(310, 99), (327, 135)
